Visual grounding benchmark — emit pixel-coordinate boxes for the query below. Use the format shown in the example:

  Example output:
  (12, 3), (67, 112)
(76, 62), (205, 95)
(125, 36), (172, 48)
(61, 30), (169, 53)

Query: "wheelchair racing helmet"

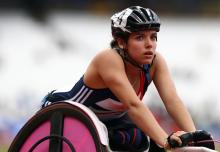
(111, 6), (161, 38)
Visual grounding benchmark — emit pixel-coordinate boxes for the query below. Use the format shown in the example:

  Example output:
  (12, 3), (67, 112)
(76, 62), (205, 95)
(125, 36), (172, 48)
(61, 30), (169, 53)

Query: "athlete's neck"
(125, 61), (142, 76)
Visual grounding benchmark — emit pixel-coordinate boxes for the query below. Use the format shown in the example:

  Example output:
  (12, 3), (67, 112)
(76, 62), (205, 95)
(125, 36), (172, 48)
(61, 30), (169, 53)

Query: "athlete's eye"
(135, 35), (144, 41)
(151, 33), (157, 41)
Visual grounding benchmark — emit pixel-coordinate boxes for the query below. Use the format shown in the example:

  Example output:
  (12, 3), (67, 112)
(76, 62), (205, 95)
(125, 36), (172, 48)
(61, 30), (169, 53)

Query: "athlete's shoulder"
(149, 52), (168, 76)
(96, 48), (121, 58)
(153, 52), (167, 67)
(151, 52), (170, 79)
(155, 51), (165, 61)
(93, 48), (123, 65)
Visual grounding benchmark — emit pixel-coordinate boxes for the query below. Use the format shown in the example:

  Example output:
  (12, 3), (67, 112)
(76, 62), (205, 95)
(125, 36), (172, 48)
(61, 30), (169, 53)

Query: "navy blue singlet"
(42, 64), (151, 122)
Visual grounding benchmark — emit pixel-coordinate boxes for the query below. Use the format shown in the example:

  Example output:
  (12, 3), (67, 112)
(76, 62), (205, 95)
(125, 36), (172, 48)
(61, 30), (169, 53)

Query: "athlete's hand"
(166, 130), (215, 150)
(166, 131), (187, 149)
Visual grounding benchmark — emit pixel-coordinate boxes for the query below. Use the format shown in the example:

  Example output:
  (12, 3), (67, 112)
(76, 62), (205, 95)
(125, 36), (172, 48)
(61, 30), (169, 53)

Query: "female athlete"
(41, 6), (197, 151)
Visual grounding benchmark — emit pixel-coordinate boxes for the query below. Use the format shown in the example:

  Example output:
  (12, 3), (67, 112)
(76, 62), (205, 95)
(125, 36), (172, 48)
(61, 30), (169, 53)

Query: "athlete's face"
(126, 30), (157, 64)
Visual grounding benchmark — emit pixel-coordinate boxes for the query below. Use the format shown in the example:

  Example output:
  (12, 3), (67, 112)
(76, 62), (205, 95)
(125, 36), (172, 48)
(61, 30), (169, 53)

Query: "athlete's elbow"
(126, 100), (143, 112)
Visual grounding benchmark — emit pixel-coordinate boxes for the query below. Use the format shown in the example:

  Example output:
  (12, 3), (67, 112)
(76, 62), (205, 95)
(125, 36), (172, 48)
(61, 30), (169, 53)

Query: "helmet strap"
(115, 47), (156, 72)
(115, 47), (146, 72)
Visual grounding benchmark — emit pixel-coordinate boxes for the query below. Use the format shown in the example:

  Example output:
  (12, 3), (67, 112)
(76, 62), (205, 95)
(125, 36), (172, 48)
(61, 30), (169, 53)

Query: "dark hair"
(110, 27), (130, 48)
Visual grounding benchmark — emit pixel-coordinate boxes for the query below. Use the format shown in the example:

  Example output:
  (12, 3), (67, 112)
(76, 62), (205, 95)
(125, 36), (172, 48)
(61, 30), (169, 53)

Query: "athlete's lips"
(144, 51), (154, 58)
(144, 51), (153, 55)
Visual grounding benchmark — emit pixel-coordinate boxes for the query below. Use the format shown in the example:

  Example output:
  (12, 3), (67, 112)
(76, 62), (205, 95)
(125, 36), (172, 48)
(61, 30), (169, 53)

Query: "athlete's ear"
(117, 38), (126, 49)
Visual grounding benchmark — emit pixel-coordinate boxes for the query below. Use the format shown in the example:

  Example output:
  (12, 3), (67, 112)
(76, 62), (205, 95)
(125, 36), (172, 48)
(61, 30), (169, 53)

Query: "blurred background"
(0, 0), (220, 151)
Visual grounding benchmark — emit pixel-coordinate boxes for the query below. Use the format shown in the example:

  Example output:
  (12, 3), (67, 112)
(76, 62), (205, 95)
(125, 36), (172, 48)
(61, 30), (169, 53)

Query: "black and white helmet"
(111, 6), (160, 35)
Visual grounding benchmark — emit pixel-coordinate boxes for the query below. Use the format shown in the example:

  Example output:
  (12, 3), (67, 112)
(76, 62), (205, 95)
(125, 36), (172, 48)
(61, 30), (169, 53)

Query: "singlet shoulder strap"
(143, 64), (151, 92)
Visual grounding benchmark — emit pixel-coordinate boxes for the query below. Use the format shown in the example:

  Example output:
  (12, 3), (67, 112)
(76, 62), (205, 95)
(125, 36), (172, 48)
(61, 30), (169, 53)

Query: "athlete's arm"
(93, 49), (168, 147)
(153, 52), (196, 132)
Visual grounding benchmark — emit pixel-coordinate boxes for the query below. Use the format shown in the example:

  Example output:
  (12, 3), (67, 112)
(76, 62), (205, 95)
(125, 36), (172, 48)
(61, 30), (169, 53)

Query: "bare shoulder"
(84, 48), (125, 88)
(150, 52), (169, 79)
(85, 48), (128, 89)
(152, 52), (168, 70)
(93, 48), (124, 69)
(95, 48), (122, 61)
(155, 52), (167, 65)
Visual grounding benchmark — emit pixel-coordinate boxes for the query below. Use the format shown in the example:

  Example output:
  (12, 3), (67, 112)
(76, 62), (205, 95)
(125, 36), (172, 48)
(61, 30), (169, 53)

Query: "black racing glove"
(192, 130), (215, 150)
(167, 130), (215, 150)
(167, 132), (193, 148)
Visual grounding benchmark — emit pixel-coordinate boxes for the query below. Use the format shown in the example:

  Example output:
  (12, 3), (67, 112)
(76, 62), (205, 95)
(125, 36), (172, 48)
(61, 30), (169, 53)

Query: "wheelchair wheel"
(8, 102), (108, 152)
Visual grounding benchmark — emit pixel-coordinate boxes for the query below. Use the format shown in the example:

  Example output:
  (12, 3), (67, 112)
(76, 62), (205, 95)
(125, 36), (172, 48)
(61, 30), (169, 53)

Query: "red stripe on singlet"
(131, 128), (137, 144)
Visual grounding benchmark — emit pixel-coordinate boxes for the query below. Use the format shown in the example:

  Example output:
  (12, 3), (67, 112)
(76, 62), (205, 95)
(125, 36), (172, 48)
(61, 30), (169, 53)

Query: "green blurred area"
(0, 146), (8, 152)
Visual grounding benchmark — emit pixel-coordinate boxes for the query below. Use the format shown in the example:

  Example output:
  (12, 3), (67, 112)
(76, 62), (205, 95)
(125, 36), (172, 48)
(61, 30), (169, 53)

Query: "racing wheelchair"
(9, 101), (217, 152)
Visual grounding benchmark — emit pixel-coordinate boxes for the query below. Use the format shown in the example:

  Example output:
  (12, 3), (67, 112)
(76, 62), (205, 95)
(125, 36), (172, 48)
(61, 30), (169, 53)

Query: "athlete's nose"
(145, 37), (154, 48)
